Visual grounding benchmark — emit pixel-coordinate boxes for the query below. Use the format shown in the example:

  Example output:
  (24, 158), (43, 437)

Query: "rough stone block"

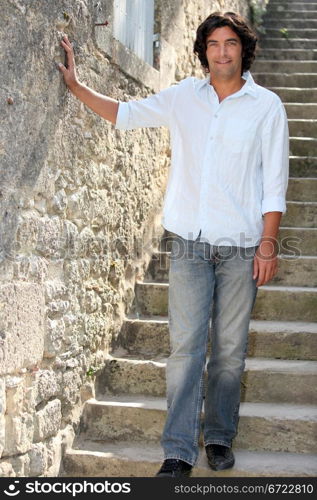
(45, 281), (68, 301)
(10, 453), (31, 477)
(66, 188), (90, 228)
(33, 370), (59, 405)
(0, 283), (45, 375)
(50, 188), (68, 214)
(13, 255), (48, 283)
(44, 318), (65, 358)
(45, 432), (63, 477)
(63, 220), (81, 258)
(0, 460), (16, 477)
(33, 399), (62, 442)
(15, 214), (39, 254)
(5, 376), (24, 415)
(83, 290), (102, 313)
(0, 378), (5, 457)
(27, 442), (47, 476)
(3, 413), (34, 456)
(61, 370), (82, 407)
(80, 381), (95, 403)
(35, 216), (64, 259)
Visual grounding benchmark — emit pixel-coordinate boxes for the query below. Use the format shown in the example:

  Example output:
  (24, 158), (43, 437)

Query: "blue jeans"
(160, 232), (259, 466)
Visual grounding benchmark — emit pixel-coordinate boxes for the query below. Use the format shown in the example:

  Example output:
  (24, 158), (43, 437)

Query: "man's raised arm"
(58, 34), (119, 124)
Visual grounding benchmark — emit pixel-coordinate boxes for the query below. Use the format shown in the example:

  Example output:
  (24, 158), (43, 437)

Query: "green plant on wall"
(249, 0), (269, 35)
(86, 365), (99, 378)
(279, 28), (290, 40)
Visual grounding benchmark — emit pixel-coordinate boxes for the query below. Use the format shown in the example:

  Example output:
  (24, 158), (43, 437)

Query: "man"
(58, 11), (289, 477)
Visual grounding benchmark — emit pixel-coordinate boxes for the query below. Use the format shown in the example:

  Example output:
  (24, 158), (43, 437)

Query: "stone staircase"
(62, 0), (317, 477)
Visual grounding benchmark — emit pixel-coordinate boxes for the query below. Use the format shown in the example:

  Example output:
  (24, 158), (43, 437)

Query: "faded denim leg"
(203, 245), (259, 448)
(160, 233), (215, 466)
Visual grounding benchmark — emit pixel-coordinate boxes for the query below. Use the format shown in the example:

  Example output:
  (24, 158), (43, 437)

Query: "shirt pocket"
(220, 117), (253, 154)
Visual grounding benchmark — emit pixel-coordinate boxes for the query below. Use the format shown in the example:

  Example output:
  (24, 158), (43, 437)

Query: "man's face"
(205, 26), (243, 79)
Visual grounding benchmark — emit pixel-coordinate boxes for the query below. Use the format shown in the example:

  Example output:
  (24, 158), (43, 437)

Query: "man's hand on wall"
(58, 34), (79, 91)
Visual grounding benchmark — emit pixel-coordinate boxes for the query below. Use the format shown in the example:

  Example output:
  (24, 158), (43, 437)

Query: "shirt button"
(214, 114), (218, 118)
(210, 136), (213, 140)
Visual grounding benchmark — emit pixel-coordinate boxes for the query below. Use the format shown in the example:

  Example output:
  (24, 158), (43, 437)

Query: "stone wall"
(0, 0), (254, 477)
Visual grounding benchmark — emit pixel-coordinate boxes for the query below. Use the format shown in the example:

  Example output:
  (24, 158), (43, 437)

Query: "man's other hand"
(253, 239), (278, 287)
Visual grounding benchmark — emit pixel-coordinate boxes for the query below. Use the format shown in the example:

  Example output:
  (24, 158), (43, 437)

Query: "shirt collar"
(195, 70), (258, 99)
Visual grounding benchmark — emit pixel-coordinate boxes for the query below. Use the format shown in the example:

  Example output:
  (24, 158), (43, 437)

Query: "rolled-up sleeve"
(115, 84), (178, 131)
(261, 103), (289, 215)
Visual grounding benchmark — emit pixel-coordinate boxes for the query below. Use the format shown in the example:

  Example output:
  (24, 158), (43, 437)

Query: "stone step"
(289, 156), (317, 177)
(269, 2), (317, 10)
(283, 201), (317, 227)
(121, 317), (317, 360)
(287, 177), (317, 201)
(253, 60), (317, 73)
(257, 48), (317, 61)
(80, 397), (317, 454)
(262, 29), (317, 39)
(290, 137), (317, 156)
(263, 20), (317, 29)
(146, 253), (317, 287)
(253, 285), (317, 321)
(268, 87), (317, 104)
(269, 0), (317, 6)
(289, 120), (317, 137)
(259, 38), (317, 49)
(263, 10), (317, 20)
(62, 439), (317, 477)
(133, 283), (317, 321)
(279, 226), (317, 255)
(285, 104), (317, 119)
(253, 72), (317, 88)
(97, 355), (317, 405)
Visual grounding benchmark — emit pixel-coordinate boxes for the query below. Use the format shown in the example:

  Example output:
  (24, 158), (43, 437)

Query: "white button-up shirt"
(115, 70), (289, 247)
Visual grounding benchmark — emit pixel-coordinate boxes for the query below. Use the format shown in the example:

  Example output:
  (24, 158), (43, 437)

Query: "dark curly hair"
(193, 12), (258, 75)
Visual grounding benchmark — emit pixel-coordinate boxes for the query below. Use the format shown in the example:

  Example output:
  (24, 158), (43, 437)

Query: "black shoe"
(155, 458), (193, 477)
(205, 444), (235, 471)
